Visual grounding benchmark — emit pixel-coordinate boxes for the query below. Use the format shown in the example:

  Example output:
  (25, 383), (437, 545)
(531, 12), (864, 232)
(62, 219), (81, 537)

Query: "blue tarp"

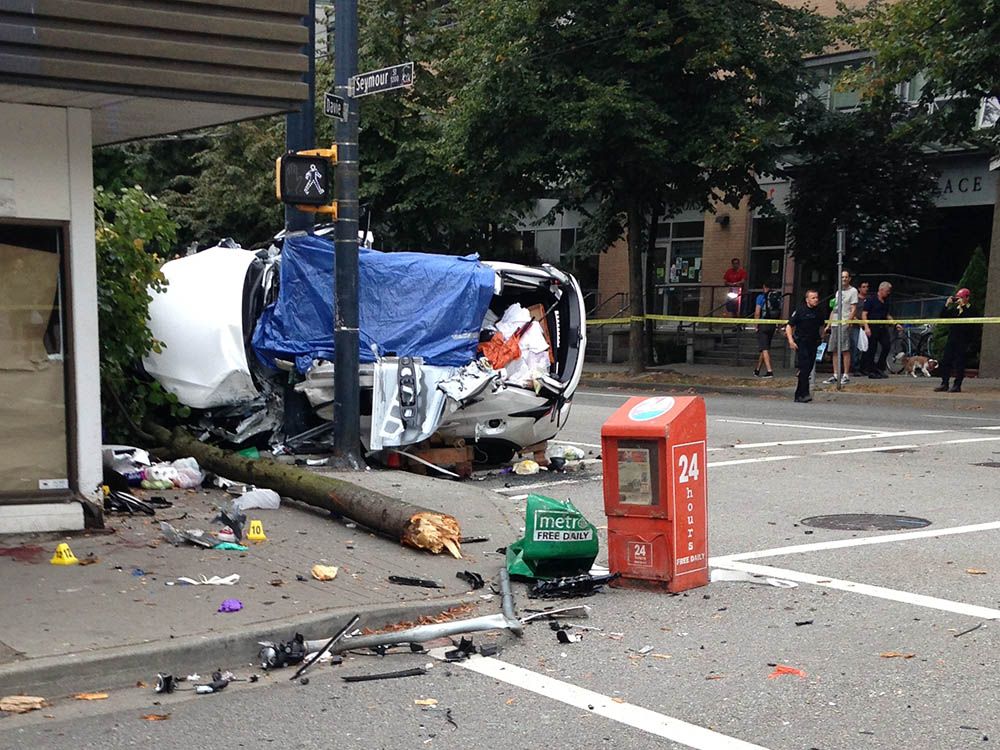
(252, 234), (496, 373)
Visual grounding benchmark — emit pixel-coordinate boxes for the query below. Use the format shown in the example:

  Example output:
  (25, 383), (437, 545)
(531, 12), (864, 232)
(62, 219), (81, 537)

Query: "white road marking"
(708, 455), (798, 468)
(820, 444), (919, 455)
(922, 414), (997, 421)
(713, 520), (1000, 564)
(715, 418), (876, 433)
(934, 437), (1000, 445)
(576, 390), (633, 399)
(731, 429), (945, 450)
(433, 650), (771, 750)
(973, 426), (1000, 430)
(712, 560), (1000, 621)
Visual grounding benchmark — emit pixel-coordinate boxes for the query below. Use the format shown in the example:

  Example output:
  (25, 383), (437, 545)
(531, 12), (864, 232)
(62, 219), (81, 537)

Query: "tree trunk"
(146, 425), (462, 557)
(979, 176), (1000, 376)
(644, 199), (661, 365)
(626, 201), (646, 375)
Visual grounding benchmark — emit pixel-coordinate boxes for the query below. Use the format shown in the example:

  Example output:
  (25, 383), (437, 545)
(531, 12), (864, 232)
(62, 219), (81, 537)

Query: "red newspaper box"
(600, 395), (709, 592)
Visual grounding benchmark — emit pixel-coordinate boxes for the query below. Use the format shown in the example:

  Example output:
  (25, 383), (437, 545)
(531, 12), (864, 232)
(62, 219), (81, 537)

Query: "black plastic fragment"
(388, 575), (443, 589)
(456, 570), (485, 590)
(529, 573), (620, 599)
(341, 667), (428, 682)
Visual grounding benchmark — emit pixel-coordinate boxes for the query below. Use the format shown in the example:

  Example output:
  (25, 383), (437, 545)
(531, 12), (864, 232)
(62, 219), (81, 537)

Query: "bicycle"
(886, 323), (935, 374)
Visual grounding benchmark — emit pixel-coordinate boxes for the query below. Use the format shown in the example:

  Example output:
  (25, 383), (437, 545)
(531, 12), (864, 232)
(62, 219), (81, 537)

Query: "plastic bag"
(232, 489), (281, 511)
(171, 458), (204, 489)
(857, 328), (869, 352)
(506, 494), (599, 579)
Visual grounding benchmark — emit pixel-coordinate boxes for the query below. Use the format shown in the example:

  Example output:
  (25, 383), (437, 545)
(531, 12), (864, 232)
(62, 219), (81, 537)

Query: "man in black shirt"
(785, 289), (823, 403)
(860, 281), (903, 378)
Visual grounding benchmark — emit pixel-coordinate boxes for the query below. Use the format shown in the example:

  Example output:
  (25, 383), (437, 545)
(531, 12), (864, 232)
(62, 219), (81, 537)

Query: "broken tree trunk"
(146, 425), (461, 557)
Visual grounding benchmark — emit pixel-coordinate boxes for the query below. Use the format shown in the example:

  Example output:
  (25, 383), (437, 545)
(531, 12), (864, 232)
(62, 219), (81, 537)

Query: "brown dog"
(899, 355), (938, 377)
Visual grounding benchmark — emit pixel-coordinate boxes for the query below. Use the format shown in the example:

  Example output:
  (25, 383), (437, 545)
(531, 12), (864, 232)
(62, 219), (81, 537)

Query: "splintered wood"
(360, 603), (477, 635)
(404, 512), (462, 558)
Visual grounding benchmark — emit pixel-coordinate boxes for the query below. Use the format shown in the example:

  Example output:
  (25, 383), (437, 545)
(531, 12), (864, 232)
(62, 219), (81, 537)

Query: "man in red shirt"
(723, 257), (748, 317)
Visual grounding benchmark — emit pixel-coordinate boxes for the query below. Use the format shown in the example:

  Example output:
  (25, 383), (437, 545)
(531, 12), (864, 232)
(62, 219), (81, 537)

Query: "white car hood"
(144, 246), (260, 409)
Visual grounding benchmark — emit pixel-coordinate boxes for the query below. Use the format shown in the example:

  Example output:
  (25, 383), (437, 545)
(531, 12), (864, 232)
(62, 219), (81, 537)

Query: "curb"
(0, 595), (476, 698)
(580, 378), (1000, 412)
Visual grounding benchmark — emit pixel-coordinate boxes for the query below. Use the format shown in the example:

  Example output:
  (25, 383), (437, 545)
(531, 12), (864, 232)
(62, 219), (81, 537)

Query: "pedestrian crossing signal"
(275, 147), (338, 217)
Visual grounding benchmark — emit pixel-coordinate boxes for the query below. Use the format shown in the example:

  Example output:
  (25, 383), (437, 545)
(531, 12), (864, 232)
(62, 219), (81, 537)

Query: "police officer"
(785, 289), (823, 403)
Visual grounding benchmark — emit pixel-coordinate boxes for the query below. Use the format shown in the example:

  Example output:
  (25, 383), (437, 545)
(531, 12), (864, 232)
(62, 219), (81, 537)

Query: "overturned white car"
(144, 233), (586, 462)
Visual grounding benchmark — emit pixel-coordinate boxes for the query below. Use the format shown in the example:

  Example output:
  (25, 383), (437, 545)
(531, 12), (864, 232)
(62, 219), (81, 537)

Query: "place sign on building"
(349, 62), (414, 98)
(936, 157), (997, 208)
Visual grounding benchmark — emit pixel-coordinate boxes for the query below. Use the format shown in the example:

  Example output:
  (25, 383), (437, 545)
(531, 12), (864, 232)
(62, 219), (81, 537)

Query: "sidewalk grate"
(800, 514), (931, 531)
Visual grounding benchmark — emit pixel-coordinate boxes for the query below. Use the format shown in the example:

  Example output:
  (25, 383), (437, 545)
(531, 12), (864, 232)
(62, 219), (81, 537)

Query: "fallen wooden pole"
(145, 425), (462, 557)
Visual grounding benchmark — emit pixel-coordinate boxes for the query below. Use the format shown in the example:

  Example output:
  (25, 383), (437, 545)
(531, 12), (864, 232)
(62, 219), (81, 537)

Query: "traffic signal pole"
(332, 0), (362, 467)
(285, 0), (317, 234)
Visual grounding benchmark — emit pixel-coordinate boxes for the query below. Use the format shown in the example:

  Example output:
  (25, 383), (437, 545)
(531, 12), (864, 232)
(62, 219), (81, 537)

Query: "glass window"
(751, 217), (786, 248)
(672, 220), (704, 239)
(0, 225), (69, 496)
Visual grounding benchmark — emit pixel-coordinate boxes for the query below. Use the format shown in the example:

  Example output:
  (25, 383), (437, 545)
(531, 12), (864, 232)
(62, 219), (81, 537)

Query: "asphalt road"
(5, 389), (1000, 749)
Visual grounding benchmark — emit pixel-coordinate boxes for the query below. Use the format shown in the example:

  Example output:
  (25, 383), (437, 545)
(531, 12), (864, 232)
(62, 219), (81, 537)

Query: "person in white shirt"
(823, 270), (858, 385)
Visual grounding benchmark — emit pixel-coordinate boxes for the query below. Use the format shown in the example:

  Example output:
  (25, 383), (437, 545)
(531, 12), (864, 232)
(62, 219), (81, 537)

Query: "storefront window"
(749, 217), (786, 291)
(0, 225), (68, 497)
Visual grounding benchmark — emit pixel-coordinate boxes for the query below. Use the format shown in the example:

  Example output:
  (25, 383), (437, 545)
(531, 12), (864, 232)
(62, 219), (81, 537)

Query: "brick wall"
(597, 236), (630, 311)
(700, 200), (753, 314)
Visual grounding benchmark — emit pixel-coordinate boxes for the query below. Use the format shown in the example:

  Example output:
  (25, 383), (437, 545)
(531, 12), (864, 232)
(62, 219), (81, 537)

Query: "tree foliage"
(846, 0), (1000, 151)
(95, 186), (188, 439)
(441, 0), (827, 370)
(784, 95), (939, 264)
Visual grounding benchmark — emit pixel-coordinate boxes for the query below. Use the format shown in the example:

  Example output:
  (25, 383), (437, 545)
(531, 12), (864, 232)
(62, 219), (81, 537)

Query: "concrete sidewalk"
(582, 362), (1000, 412)
(0, 469), (522, 697)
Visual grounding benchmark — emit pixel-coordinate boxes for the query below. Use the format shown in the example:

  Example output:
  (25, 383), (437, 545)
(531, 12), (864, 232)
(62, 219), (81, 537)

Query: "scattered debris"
(965, 568), (987, 575)
(217, 598), (243, 613)
(528, 573), (619, 599)
(155, 674), (175, 694)
(311, 564), (339, 581)
(513, 459), (540, 476)
(456, 571), (485, 590)
(141, 713), (171, 721)
(342, 667), (428, 682)
(507, 494), (598, 579)
(214, 542), (248, 551)
(795, 620), (814, 627)
(767, 665), (807, 679)
(259, 633), (307, 670)
(78, 555), (100, 566)
(169, 574), (240, 586)
(415, 698), (439, 707)
(73, 692), (109, 701)
(444, 637), (478, 661)
(710, 568), (797, 588)
(520, 604), (593, 623)
(389, 575), (443, 589)
(0, 696), (49, 714)
(556, 630), (582, 644)
(459, 536), (490, 545)
(304, 569), (522, 655)
(195, 671), (230, 694)
(879, 651), (915, 659)
(290, 615), (359, 681)
(232, 488), (281, 511)
(954, 622), (985, 638)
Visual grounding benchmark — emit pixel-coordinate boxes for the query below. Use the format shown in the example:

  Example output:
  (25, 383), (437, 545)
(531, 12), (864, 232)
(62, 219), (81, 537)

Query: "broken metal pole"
(305, 569), (523, 653)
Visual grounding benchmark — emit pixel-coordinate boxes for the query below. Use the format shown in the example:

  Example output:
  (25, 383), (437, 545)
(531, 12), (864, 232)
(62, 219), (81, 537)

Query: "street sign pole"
(333, 0), (362, 467)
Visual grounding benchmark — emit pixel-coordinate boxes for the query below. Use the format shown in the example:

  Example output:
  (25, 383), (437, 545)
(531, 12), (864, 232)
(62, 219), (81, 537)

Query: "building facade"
(0, 0), (310, 531)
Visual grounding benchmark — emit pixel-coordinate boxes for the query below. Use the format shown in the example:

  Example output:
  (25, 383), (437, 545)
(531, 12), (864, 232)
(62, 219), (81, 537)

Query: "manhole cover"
(800, 514), (931, 531)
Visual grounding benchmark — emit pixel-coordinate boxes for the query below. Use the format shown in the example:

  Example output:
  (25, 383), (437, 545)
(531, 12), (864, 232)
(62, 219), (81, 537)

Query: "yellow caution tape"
(586, 315), (1000, 326)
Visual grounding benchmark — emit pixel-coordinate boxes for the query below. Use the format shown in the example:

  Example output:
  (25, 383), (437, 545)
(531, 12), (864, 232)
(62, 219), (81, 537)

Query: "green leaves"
(94, 186), (184, 440)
